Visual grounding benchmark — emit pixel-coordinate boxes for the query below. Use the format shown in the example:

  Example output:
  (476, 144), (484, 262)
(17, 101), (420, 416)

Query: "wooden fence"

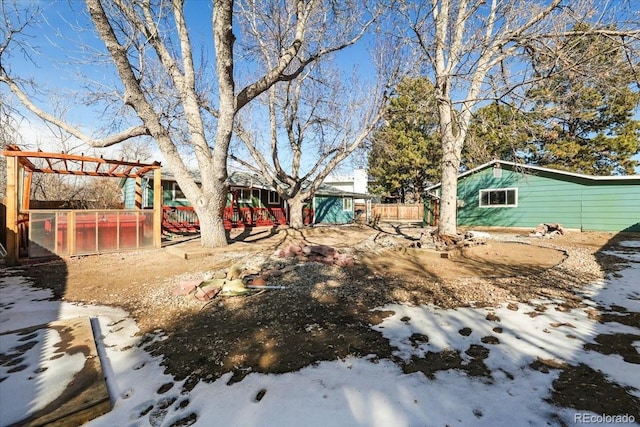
(370, 203), (423, 222)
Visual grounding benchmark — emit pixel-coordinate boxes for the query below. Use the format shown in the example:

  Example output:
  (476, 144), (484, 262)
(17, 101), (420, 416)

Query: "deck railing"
(162, 206), (200, 233)
(224, 206), (288, 228)
(162, 206), (291, 233)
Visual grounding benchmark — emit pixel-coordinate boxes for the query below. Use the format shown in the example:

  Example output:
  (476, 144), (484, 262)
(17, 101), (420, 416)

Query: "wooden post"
(22, 171), (32, 210)
(68, 212), (76, 256)
(5, 155), (19, 265)
(153, 169), (162, 248)
(135, 176), (142, 210)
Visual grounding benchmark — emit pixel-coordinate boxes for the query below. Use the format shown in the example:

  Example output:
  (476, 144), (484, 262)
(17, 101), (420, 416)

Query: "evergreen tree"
(463, 104), (538, 170)
(527, 23), (640, 175)
(367, 77), (441, 202)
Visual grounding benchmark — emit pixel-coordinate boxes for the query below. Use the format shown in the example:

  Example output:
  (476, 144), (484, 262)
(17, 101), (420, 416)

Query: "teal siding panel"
(454, 167), (639, 231)
(429, 163), (639, 232)
(122, 178), (136, 209)
(581, 182), (640, 232)
(314, 196), (353, 224)
(457, 168), (584, 228)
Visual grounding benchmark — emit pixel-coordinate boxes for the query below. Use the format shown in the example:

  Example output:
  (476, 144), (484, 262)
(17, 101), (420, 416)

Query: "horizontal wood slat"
(371, 204), (423, 221)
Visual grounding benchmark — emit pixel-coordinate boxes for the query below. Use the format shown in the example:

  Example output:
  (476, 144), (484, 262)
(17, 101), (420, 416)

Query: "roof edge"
(426, 160), (640, 190)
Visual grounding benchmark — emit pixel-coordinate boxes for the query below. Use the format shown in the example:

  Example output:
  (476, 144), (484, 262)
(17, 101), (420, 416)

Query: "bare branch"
(0, 73), (149, 147)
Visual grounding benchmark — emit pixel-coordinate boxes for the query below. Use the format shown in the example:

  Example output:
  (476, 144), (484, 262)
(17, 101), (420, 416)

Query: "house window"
(268, 191), (280, 205)
(343, 197), (353, 211)
(479, 188), (517, 207)
(173, 182), (187, 201)
(232, 187), (251, 204)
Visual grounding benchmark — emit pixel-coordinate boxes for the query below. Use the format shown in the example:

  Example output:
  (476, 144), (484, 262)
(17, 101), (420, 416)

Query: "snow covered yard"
(1, 239), (638, 427)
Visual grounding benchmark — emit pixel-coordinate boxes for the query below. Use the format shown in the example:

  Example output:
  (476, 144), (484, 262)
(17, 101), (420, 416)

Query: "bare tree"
(1, 0), (379, 247)
(117, 140), (153, 163)
(231, 52), (398, 227)
(0, 94), (14, 199)
(401, 0), (640, 237)
(228, 3), (404, 228)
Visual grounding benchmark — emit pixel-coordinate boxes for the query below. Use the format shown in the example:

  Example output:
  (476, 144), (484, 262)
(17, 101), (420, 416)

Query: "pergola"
(2, 144), (162, 264)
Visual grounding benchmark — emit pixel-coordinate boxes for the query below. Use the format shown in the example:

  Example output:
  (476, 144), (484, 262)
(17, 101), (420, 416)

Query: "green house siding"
(581, 182), (640, 232)
(456, 168), (583, 228)
(314, 196), (353, 224)
(122, 178), (290, 211)
(121, 178), (192, 208)
(122, 178), (137, 209)
(436, 165), (639, 232)
(230, 187), (282, 209)
(158, 181), (189, 207)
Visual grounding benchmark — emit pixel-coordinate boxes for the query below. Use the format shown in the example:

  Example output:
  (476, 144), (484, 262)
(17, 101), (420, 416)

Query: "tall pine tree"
(367, 77), (441, 202)
(527, 23), (640, 175)
(463, 104), (539, 170)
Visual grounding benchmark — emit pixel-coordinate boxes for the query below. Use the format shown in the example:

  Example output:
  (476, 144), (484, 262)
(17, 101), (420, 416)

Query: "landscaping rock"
(194, 285), (221, 301)
(288, 244), (303, 255)
(263, 269), (283, 278)
(173, 280), (202, 296)
(309, 245), (336, 257)
(530, 223), (565, 238)
(468, 231), (490, 240)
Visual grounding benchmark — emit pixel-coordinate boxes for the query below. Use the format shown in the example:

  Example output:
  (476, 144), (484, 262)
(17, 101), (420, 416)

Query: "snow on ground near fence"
(1, 240), (638, 426)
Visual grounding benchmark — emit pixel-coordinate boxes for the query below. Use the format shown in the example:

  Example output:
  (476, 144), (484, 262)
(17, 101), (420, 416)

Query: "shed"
(312, 186), (372, 224)
(425, 160), (640, 232)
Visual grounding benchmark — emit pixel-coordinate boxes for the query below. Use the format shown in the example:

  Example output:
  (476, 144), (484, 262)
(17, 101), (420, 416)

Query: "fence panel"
(27, 210), (154, 258)
(371, 204), (423, 221)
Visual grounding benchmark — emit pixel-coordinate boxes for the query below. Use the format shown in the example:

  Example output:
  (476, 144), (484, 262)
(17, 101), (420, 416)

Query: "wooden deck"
(5, 317), (111, 426)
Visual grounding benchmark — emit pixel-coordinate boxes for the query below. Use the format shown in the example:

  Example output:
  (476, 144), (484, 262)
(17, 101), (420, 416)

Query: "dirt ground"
(13, 223), (640, 420)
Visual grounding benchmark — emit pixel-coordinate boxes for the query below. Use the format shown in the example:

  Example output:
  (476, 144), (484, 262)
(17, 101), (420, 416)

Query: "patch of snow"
(468, 230), (491, 239)
(2, 239), (639, 427)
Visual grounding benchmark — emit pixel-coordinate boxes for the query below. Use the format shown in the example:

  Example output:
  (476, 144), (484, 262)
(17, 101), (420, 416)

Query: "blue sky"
(3, 1), (639, 174)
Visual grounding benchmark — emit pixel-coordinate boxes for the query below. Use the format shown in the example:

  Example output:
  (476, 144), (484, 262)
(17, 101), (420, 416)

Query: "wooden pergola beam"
(4, 147), (147, 166)
(2, 145), (161, 178)
(23, 171), (32, 211)
(26, 168), (140, 178)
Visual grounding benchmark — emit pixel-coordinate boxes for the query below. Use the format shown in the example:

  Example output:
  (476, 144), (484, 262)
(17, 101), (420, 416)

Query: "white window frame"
(343, 197), (353, 211)
(232, 187), (252, 204)
(479, 187), (518, 208)
(268, 191), (280, 205)
(172, 182), (187, 201)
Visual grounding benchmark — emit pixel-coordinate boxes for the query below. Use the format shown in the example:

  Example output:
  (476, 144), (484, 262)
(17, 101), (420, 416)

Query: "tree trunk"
(438, 137), (460, 236)
(437, 102), (464, 237)
(287, 196), (307, 229)
(193, 192), (228, 248)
